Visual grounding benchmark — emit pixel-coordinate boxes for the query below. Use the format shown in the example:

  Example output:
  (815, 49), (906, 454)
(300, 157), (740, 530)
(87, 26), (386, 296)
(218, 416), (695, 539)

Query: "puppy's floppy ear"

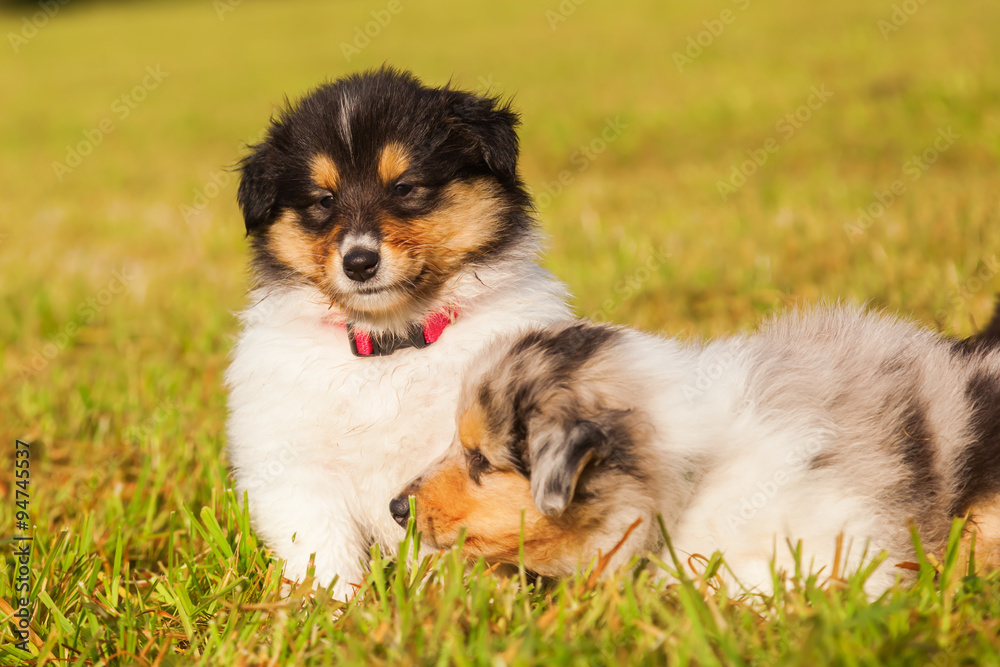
(446, 91), (521, 183)
(527, 418), (608, 518)
(237, 143), (278, 234)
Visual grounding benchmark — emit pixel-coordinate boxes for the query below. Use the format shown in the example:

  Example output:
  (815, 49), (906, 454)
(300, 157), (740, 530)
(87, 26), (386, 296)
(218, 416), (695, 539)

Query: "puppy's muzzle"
(389, 494), (411, 527)
(342, 248), (380, 282)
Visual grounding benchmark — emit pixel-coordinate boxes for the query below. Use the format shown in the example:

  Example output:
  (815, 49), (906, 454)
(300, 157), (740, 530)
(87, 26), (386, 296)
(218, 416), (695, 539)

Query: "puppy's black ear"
(527, 419), (607, 518)
(237, 143), (278, 234)
(446, 91), (521, 183)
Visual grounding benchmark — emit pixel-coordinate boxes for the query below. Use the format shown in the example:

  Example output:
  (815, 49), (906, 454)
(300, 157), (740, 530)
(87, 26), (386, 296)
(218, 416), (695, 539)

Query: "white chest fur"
(225, 271), (570, 598)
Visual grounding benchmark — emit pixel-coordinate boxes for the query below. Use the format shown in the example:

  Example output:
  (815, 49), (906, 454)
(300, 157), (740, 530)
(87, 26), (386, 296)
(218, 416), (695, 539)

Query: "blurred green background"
(3, 0), (1000, 558)
(3, 0), (1000, 533)
(0, 0), (998, 660)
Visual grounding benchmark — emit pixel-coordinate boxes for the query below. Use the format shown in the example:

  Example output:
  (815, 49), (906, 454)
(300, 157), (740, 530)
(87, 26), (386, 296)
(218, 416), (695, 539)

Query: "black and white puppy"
(395, 305), (1000, 594)
(225, 68), (570, 599)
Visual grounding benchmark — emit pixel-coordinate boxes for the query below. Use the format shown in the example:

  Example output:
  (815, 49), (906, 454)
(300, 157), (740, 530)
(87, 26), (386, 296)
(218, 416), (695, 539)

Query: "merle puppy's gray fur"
(397, 305), (1000, 593)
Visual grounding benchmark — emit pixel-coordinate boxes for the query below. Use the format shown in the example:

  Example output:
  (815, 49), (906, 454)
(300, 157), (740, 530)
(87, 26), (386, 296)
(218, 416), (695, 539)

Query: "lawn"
(1, 0), (999, 663)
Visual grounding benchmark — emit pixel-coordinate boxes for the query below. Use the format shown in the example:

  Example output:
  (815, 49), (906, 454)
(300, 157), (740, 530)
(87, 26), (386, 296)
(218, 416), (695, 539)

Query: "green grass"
(2, 0), (1000, 663)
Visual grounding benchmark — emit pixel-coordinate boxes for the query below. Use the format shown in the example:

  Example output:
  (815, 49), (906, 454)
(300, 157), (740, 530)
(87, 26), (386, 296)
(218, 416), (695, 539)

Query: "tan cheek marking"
(460, 472), (539, 561)
(414, 459), (474, 543)
(310, 154), (339, 192)
(377, 142), (410, 184)
(408, 180), (503, 255)
(458, 403), (489, 451)
(268, 211), (326, 282)
(416, 462), (590, 574)
(380, 179), (503, 267)
(459, 473), (586, 572)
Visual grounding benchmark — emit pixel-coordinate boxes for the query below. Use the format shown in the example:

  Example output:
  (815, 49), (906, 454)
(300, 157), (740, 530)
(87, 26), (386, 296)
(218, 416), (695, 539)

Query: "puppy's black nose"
(389, 495), (411, 527)
(343, 248), (380, 282)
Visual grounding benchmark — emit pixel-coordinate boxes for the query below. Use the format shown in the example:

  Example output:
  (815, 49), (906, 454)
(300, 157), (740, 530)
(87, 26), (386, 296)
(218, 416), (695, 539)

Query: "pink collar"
(346, 307), (458, 357)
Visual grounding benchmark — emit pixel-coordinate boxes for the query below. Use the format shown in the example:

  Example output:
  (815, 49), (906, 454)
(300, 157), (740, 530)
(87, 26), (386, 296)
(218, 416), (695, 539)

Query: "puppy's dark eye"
(466, 449), (491, 482)
(318, 195), (335, 209)
(470, 450), (489, 469)
(393, 183), (413, 197)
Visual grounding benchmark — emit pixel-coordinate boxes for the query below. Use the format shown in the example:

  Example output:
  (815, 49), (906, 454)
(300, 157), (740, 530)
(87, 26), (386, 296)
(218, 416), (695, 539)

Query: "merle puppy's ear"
(527, 417), (609, 518)
(237, 142), (278, 234)
(446, 91), (521, 183)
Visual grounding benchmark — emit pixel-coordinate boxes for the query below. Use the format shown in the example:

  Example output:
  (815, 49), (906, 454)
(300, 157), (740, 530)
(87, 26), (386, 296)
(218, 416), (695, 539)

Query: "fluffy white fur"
(225, 253), (569, 600)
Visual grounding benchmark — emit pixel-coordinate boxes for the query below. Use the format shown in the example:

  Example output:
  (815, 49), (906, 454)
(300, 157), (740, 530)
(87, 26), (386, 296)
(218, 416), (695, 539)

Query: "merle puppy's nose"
(342, 248), (380, 282)
(389, 495), (411, 527)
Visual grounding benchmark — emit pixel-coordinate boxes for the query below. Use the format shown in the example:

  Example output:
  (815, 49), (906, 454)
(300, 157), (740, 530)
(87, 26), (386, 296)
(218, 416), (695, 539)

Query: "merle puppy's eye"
(393, 183), (413, 197)
(466, 449), (491, 481)
(318, 195), (335, 209)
